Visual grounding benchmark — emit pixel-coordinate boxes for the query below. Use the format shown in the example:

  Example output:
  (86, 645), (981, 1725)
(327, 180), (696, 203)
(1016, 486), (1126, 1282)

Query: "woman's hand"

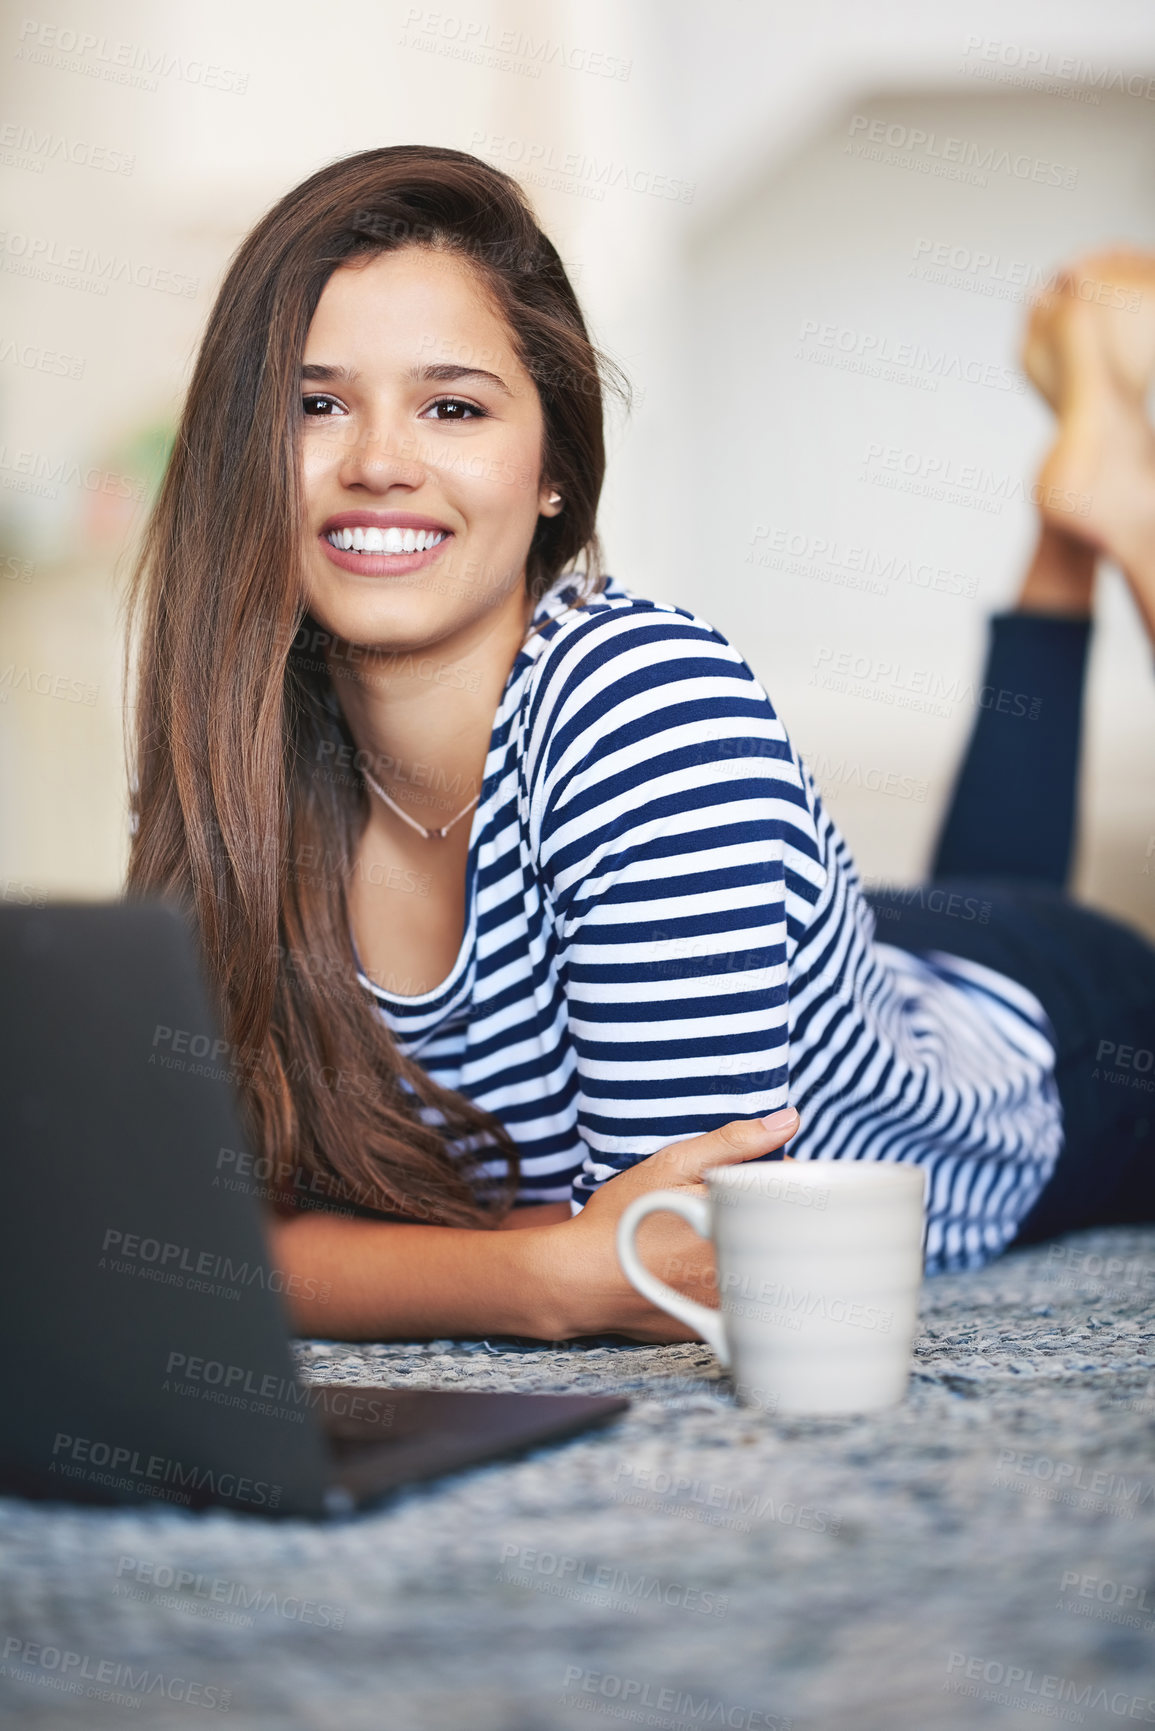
(267, 1112), (798, 1344)
(537, 1108), (799, 1342)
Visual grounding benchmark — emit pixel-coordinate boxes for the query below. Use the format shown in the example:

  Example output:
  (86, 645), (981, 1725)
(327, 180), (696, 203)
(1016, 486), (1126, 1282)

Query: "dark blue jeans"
(862, 612), (1155, 1245)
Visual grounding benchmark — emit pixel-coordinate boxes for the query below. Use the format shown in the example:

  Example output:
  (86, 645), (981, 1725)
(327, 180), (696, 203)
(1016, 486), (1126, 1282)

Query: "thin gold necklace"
(360, 764), (479, 842)
(355, 594), (553, 840)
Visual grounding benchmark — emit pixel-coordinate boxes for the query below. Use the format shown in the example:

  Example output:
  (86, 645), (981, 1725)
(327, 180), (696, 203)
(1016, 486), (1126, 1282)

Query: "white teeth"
(327, 527), (447, 555)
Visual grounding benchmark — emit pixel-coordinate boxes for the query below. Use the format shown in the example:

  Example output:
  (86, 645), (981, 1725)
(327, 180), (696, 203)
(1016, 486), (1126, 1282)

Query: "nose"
(336, 401), (428, 495)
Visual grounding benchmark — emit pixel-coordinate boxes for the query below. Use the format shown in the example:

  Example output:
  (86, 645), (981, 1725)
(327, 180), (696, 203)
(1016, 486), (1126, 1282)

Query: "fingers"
(658, 1107), (799, 1183)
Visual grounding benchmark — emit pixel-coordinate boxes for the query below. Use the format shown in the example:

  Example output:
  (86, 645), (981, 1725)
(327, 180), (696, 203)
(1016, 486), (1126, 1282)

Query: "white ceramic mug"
(616, 1160), (928, 1416)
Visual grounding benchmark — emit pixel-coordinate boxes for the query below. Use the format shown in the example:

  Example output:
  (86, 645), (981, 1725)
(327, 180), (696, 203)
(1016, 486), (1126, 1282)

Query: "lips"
(321, 510), (453, 534)
(317, 509), (455, 577)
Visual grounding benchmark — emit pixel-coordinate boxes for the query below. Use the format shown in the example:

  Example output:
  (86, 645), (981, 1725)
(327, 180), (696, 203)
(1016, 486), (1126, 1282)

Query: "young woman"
(127, 148), (1155, 1341)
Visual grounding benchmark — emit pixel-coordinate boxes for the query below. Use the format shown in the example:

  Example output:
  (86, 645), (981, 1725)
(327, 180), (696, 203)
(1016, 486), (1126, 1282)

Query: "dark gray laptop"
(0, 902), (627, 1518)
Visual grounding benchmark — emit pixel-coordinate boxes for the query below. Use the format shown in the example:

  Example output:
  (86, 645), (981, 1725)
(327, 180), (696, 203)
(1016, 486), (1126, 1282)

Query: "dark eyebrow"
(301, 363), (359, 384)
(300, 361), (513, 396)
(408, 362), (513, 396)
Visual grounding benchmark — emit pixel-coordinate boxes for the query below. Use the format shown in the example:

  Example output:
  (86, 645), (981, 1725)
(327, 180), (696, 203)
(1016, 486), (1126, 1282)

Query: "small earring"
(547, 491), (562, 507)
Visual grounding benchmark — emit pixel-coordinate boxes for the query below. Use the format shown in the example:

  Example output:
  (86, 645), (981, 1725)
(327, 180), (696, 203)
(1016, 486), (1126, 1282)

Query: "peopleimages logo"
(805, 752), (928, 803)
(864, 881), (992, 926)
(796, 317), (1024, 395)
(717, 1271), (893, 1333)
(399, 9), (632, 81)
(99, 1227), (331, 1304)
(609, 1460), (839, 1535)
(0, 229), (197, 296)
(559, 1666), (791, 1728)
(993, 1448), (1155, 1519)
(49, 1430), (281, 1509)
(960, 35), (1155, 103)
(944, 1651), (1155, 1720)
(163, 1349), (394, 1426)
(0, 121), (134, 174)
(470, 131), (695, 203)
(746, 524), (978, 601)
(846, 113), (1078, 187)
(810, 645), (1042, 721)
(0, 336), (85, 378)
(1044, 1240), (1155, 1295)
(114, 1555), (347, 1629)
(860, 440), (1091, 518)
(2, 1638), (231, 1713)
(1056, 1569), (1155, 1632)
(497, 1544), (729, 1618)
(911, 238), (1141, 306)
(1093, 1038), (1155, 1095)
(14, 19), (249, 94)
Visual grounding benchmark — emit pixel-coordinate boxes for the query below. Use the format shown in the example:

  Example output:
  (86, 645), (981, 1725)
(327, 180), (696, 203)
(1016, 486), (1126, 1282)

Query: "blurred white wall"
(668, 88), (1155, 924)
(1, 0), (1153, 934)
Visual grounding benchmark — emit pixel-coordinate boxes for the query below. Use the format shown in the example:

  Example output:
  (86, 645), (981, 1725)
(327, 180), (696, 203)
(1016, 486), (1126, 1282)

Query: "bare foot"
(1021, 250), (1155, 641)
(1023, 248), (1155, 410)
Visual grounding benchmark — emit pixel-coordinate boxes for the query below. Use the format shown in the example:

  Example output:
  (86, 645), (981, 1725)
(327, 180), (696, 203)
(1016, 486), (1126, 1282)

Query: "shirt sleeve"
(526, 603), (827, 1204)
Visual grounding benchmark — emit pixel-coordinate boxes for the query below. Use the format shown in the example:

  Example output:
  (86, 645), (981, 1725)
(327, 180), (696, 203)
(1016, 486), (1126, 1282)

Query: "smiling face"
(297, 245), (562, 657)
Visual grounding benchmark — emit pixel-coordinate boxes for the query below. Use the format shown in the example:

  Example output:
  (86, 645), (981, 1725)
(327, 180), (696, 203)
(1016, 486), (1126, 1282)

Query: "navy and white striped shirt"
(360, 574), (1063, 1274)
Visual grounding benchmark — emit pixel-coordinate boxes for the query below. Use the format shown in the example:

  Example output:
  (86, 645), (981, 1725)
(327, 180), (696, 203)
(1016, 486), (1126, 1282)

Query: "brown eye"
(424, 397), (488, 421)
(302, 394), (345, 416)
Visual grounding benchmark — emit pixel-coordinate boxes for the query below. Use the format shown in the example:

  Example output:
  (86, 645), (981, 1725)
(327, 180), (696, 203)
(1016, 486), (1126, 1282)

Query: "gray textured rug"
(1, 1226), (1154, 1731)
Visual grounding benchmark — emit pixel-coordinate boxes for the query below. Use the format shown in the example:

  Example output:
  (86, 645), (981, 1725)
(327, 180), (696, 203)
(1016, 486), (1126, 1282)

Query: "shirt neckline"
(352, 784), (486, 1013)
(352, 573), (598, 1013)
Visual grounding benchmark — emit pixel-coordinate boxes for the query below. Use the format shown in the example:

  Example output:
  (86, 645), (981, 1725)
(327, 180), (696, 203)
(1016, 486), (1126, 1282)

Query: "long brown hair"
(126, 145), (629, 1226)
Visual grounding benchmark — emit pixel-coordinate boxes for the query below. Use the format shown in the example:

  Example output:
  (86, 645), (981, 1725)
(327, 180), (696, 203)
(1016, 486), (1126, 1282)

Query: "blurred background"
(2, 0), (1153, 934)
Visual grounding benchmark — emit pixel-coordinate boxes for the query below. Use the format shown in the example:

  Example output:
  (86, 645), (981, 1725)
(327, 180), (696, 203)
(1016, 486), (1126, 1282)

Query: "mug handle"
(615, 1191), (730, 1366)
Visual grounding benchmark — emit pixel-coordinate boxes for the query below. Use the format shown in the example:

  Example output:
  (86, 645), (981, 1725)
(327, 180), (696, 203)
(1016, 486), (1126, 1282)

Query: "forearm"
(264, 1115), (799, 1345)
(496, 1201), (572, 1230)
(267, 1209), (569, 1341)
